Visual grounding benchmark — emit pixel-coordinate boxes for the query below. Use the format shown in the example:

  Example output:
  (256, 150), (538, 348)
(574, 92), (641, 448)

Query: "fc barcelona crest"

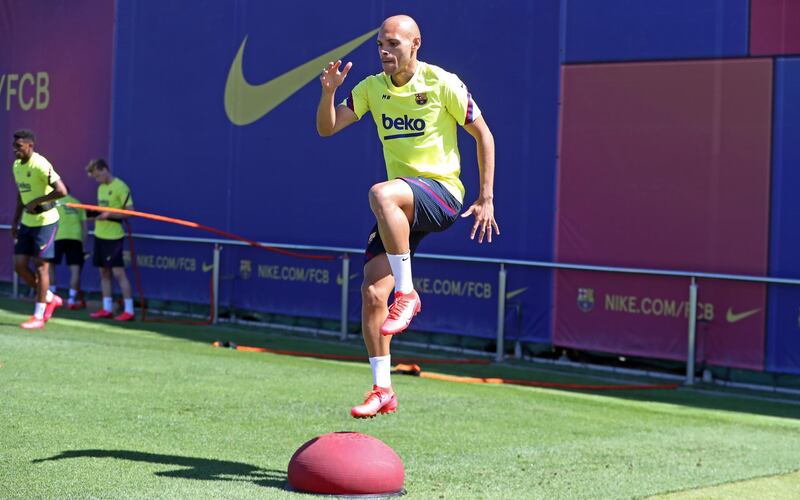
(239, 259), (252, 280)
(415, 92), (428, 105)
(577, 287), (594, 313)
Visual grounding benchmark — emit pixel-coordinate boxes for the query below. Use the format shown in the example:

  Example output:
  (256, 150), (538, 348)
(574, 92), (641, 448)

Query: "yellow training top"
(55, 194), (86, 241)
(12, 152), (61, 227)
(95, 177), (133, 240)
(342, 61), (481, 202)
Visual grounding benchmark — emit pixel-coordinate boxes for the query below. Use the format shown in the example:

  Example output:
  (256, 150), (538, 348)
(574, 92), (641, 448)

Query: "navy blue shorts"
(14, 222), (58, 260)
(365, 177), (462, 262)
(51, 239), (85, 266)
(93, 237), (125, 268)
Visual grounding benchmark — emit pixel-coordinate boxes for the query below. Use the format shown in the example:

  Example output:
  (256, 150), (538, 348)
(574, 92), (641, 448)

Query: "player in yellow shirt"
(85, 159), (135, 321)
(316, 15), (499, 418)
(48, 194), (88, 310)
(11, 129), (68, 329)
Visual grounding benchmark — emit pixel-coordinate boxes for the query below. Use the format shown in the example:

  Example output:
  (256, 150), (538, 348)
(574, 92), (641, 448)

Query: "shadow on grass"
(32, 449), (287, 489)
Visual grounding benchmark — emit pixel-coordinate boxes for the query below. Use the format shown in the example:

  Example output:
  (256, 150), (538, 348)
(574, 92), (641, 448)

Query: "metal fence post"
(340, 253), (350, 340)
(211, 244), (221, 324)
(686, 276), (698, 386)
(496, 263), (507, 363)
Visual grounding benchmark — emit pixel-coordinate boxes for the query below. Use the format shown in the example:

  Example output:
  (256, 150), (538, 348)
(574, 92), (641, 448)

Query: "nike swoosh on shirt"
(224, 28), (378, 126)
(725, 308), (760, 323)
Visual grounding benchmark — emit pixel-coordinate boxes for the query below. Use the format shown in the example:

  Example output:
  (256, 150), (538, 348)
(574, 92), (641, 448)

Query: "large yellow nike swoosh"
(725, 308), (761, 324)
(224, 28), (378, 126)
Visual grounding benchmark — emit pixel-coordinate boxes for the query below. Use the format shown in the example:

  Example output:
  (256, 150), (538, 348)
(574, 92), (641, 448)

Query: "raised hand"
(460, 196), (500, 244)
(320, 60), (353, 92)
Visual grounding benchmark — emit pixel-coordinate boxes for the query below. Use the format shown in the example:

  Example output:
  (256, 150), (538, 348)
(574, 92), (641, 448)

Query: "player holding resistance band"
(316, 15), (499, 418)
(85, 158), (135, 321)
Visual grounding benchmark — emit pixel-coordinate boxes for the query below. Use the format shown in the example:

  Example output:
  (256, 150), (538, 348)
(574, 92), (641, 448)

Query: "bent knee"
(368, 183), (396, 212)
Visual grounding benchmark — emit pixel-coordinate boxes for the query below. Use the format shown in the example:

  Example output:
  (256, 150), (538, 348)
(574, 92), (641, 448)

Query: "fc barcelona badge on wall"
(577, 288), (594, 313)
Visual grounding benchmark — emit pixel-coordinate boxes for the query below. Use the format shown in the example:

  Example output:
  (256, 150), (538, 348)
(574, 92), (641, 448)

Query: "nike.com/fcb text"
(598, 293), (760, 324)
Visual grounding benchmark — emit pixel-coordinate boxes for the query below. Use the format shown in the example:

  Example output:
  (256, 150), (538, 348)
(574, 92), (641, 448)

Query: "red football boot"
(43, 294), (63, 321)
(114, 312), (135, 322)
(350, 385), (397, 419)
(380, 290), (421, 336)
(90, 309), (114, 319)
(67, 298), (87, 310)
(20, 316), (46, 330)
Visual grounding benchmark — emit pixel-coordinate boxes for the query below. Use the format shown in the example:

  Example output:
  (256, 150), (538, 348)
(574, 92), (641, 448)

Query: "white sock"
(34, 303), (47, 319)
(103, 297), (113, 312)
(369, 355), (392, 388)
(386, 253), (413, 294)
(45, 289), (54, 303)
(68, 288), (77, 305)
(124, 298), (134, 314)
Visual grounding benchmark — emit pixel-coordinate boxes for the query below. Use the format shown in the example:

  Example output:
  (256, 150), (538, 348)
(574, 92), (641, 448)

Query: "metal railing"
(4, 223), (800, 386)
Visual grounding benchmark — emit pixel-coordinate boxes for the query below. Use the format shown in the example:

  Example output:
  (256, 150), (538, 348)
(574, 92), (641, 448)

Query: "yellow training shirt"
(12, 152), (61, 227)
(55, 194), (86, 242)
(342, 61), (481, 203)
(95, 177), (133, 240)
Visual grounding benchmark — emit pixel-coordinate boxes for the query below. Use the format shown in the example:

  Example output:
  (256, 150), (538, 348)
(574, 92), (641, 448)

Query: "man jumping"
(316, 15), (499, 418)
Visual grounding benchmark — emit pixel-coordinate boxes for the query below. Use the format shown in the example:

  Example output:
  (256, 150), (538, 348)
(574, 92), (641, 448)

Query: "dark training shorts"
(51, 239), (85, 266)
(365, 177), (463, 263)
(14, 222), (58, 260)
(93, 237), (125, 268)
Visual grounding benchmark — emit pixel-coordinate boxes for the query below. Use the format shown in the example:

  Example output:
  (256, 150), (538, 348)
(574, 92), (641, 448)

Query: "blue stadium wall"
(556, 0), (800, 374)
(108, 0), (561, 342)
(4, 1), (800, 374)
(767, 57), (800, 375)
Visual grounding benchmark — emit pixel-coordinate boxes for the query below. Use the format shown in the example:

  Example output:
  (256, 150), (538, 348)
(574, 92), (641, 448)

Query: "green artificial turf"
(1, 297), (799, 499)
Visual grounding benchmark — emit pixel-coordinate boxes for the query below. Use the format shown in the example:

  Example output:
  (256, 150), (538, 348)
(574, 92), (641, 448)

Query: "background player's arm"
(24, 179), (68, 214)
(97, 192), (133, 221)
(461, 116), (500, 243)
(317, 60), (358, 137)
(98, 205), (133, 221)
(12, 195), (24, 239)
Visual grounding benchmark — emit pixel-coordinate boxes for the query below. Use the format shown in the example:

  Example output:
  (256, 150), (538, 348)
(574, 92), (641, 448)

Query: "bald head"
(380, 15), (421, 40)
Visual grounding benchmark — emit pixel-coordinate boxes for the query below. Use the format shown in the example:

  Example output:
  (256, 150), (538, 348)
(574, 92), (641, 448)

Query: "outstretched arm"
(461, 116), (499, 243)
(316, 60), (358, 137)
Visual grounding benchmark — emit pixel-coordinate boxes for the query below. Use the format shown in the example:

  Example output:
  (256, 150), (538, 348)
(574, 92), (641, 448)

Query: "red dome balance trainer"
(287, 432), (405, 496)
